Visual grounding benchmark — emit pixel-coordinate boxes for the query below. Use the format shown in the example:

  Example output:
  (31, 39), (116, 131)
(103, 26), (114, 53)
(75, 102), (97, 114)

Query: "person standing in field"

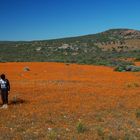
(0, 74), (10, 109)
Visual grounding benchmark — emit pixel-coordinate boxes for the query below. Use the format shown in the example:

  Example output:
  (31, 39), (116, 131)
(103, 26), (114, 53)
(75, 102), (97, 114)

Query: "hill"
(0, 28), (140, 66)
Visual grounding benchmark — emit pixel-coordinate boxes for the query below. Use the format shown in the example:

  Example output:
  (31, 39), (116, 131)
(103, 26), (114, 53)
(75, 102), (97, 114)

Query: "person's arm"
(6, 79), (10, 91)
(0, 80), (1, 90)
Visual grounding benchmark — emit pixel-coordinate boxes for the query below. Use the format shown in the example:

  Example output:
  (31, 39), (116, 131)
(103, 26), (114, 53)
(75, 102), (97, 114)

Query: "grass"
(136, 109), (140, 118)
(126, 82), (140, 88)
(96, 126), (105, 139)
(47, 130), (58, 140)
(76, 120), (86, 133)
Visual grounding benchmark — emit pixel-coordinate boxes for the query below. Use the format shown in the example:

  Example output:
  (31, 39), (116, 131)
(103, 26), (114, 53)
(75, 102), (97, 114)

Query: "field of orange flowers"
(0, 62), (140, 139)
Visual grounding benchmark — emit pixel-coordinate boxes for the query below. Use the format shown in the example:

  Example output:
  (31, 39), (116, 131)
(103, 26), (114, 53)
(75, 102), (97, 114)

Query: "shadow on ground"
(9, 98), (28, 105)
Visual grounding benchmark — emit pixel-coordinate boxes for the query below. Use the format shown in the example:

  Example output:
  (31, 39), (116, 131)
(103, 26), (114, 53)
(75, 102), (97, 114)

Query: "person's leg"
(3, 91), (7, 105)
(1, 91), (5, 105)
(5, 91), (8, 104)
(2, 90), (8, 108)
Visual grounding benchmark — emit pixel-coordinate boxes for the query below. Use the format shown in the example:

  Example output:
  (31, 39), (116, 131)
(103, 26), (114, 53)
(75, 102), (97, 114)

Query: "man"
(0, 74), (10, 109)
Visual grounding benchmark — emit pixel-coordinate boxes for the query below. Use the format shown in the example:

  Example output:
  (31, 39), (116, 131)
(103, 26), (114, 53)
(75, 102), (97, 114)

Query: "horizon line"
(0, 27), (139, 42)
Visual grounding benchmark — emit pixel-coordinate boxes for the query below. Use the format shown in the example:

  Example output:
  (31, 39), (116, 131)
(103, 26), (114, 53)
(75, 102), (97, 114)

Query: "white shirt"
(0, 79), (7, 89)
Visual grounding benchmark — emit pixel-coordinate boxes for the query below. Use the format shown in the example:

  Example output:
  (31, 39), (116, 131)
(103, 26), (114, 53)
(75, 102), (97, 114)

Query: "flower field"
(0, 62), (140, 139)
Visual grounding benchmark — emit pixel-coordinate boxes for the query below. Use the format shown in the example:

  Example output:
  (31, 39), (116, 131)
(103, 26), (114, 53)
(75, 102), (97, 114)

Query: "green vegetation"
(76, 120), (86, 133)
(0, 29), (140, 68)
(136, 109), (140, 118)
(47, 130), (58, 140)
(96, 126), (105, 138)
(114, 64), (140, 72)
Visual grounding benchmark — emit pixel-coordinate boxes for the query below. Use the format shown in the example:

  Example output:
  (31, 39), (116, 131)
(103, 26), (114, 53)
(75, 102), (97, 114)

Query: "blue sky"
(0, 0), (140, 41)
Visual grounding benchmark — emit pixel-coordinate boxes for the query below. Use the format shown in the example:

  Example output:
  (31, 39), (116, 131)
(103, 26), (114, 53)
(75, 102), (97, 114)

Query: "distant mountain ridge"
(52, 28), (140, 40)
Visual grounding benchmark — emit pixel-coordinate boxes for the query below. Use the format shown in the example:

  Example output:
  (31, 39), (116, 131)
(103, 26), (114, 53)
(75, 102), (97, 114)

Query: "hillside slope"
(0, 29), (140, 66)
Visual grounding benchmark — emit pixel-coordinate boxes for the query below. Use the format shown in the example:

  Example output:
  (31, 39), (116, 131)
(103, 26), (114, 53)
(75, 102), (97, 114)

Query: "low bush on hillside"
(114, 65), (140, 72)
(1, 38), (140, 68)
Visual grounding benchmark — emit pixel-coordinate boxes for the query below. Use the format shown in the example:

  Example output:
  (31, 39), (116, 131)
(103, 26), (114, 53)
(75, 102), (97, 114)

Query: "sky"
(0, 0), (140, 41)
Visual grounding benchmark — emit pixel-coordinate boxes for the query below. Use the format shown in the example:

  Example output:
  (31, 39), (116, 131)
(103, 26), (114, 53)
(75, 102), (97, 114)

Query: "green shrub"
(48, 130), (57, 140)
(114, 66), (126, 72)
(76, 120), (86, 133)
(124, 134), (133, 140)
(114, 65), (140, 72)
(136, 109), (140, 118)
(96, 126), (105, 138)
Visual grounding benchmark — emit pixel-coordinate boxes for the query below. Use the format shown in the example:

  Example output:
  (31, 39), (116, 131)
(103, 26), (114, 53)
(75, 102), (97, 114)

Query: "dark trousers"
(1, 89), (8, 104)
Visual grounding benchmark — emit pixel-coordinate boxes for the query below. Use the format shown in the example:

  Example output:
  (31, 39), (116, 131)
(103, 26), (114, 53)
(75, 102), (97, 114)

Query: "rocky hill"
(0, 29), (140, 66)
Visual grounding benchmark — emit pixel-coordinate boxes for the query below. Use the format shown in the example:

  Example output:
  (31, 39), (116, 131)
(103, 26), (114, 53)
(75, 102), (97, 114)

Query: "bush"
(131, 66), (140, 72)
(114, 65), (126, 72)
(126, 82), (140, 88)
(97, 126), (104, 138)
(76, 120), (86, 133)
(114, 65), (140, 72)
(136, 109), (140, 118)
(47, 130), (57, 140)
